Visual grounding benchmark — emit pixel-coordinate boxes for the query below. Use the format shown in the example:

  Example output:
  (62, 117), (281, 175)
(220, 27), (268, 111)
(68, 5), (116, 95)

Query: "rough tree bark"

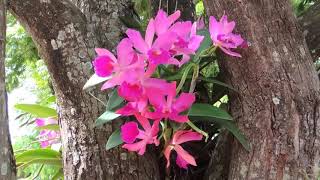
(0, 0), (16, 179)
(8, 0), (159, 179)
(204, 0), (320, 179)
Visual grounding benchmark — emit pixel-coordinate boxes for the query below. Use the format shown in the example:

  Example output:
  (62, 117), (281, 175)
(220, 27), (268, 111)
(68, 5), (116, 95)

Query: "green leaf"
(17, 158), (62, 170)
(47, 96), (56, 103)
(16, 149), (62, 169)
(194, 29), (212, 58)
(197, 29), (212, 51)
(106, 89), (124, 111)
(14, 104), (57, 118)
(29, 164), (44, 180)
(36, 124), (60, 131)
(52, 168), (64, 180)
(164, 63), (193, 81)
(95, 111), (120, 127)
(106, 129), (123, 150)
(189, 116), (250, 151)
(220, 120), (250, 151)
(83, 74), (111, 90)
(188, 103), (233, 121)
(198, 77), (238, 92)
(119, 13), (142, 30)
(15, 149), (61, 163)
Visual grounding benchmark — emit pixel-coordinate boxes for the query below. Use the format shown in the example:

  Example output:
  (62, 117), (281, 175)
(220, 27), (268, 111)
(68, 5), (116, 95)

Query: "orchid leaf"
(95, 111), (120, 127)
(14, 104), (57, 118)
(106, 129), (123, 150)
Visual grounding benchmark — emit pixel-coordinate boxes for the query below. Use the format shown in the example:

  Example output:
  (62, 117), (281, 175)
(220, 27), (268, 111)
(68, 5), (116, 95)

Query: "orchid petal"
(154, 10), (170, 35)
(169, 114), (189, 123)
(122, 140), (147, 155)
(175, 131), (203, 145)
(116, 102), (137, 116)
(135, 113), (151, 131)
(176, 154), (189, 169)
(145, 19), (155, 47)
(117, 38), (135, 66)
(121, 122), (139, 143)
(219, 46), (242, 57)
(126, 29), (149, 54)
(174, 145), (197, 166)
(152, 31), (177, 50)
(168, 10), (180, 24)
(173, 93), (195, 112)
(95, 48), (117, 62)
(35, 118), (45, 127)
(101, 75), (122, 90)
(164, 145), (173, 168)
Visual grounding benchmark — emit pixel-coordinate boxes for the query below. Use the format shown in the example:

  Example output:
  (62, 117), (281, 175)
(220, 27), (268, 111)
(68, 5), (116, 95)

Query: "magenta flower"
(154, 9), (181, 36)
(93, 52), (114, 77)
(145, 82), (195, 122)
(121, 114), (160, 155)
(118, 82), (144, 102)
(164, 130), (203, 169)
(209, 14), (245, 57)
(35, 118), (60, 148)
(116, 78), (173, 116)
(93, 38), (145, 90)
(126, 25), (179, 71)
(169, 22), (204, 66)
(121, 122), (139, 143)
(176, 154), (189, 169)
(153, 10), (204, 66)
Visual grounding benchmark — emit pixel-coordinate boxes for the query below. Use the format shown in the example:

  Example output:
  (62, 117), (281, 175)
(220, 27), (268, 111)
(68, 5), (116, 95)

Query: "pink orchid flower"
(169, 22), (204, 66)
(126, 25), (179, 74)
(209, 14), (245, 57)
(116, 82), (148, 115)
(35, 118), (60, 148)
(164, 130), (203, 169)
(154, 9), (181, 36)
(121, 114), (160, 155)
(93, 38), (145, 90)
(116, 78), (173, 116)
(153, 10), (204, 66)
(145, 82), (195, 122)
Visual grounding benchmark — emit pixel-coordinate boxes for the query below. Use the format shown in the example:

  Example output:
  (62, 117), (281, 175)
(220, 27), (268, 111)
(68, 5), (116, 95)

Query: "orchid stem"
(189, 64), (199, 93)
(187, 121), (209, 142)
(88, 91), (107, 107)
(176, 63), (193, 94)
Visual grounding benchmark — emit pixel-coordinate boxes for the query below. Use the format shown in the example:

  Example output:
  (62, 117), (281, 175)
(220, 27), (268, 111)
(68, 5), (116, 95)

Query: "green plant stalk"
(159, 121), (166, 140)
(187, 120), (209, 141)
(176, 63), (194, 94)
(189, 64), (200, 93)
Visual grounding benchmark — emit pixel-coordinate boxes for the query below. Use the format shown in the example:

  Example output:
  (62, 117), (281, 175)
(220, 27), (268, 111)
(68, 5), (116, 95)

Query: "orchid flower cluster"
(35, 118), (60, 148)
(90, 10), (245, 169)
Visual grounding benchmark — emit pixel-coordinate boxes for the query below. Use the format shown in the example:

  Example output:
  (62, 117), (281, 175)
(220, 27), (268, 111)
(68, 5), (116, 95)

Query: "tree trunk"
(8, 0), (160, 179)
(0, 0), (16, 179)
(204, 0), (320, 179)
